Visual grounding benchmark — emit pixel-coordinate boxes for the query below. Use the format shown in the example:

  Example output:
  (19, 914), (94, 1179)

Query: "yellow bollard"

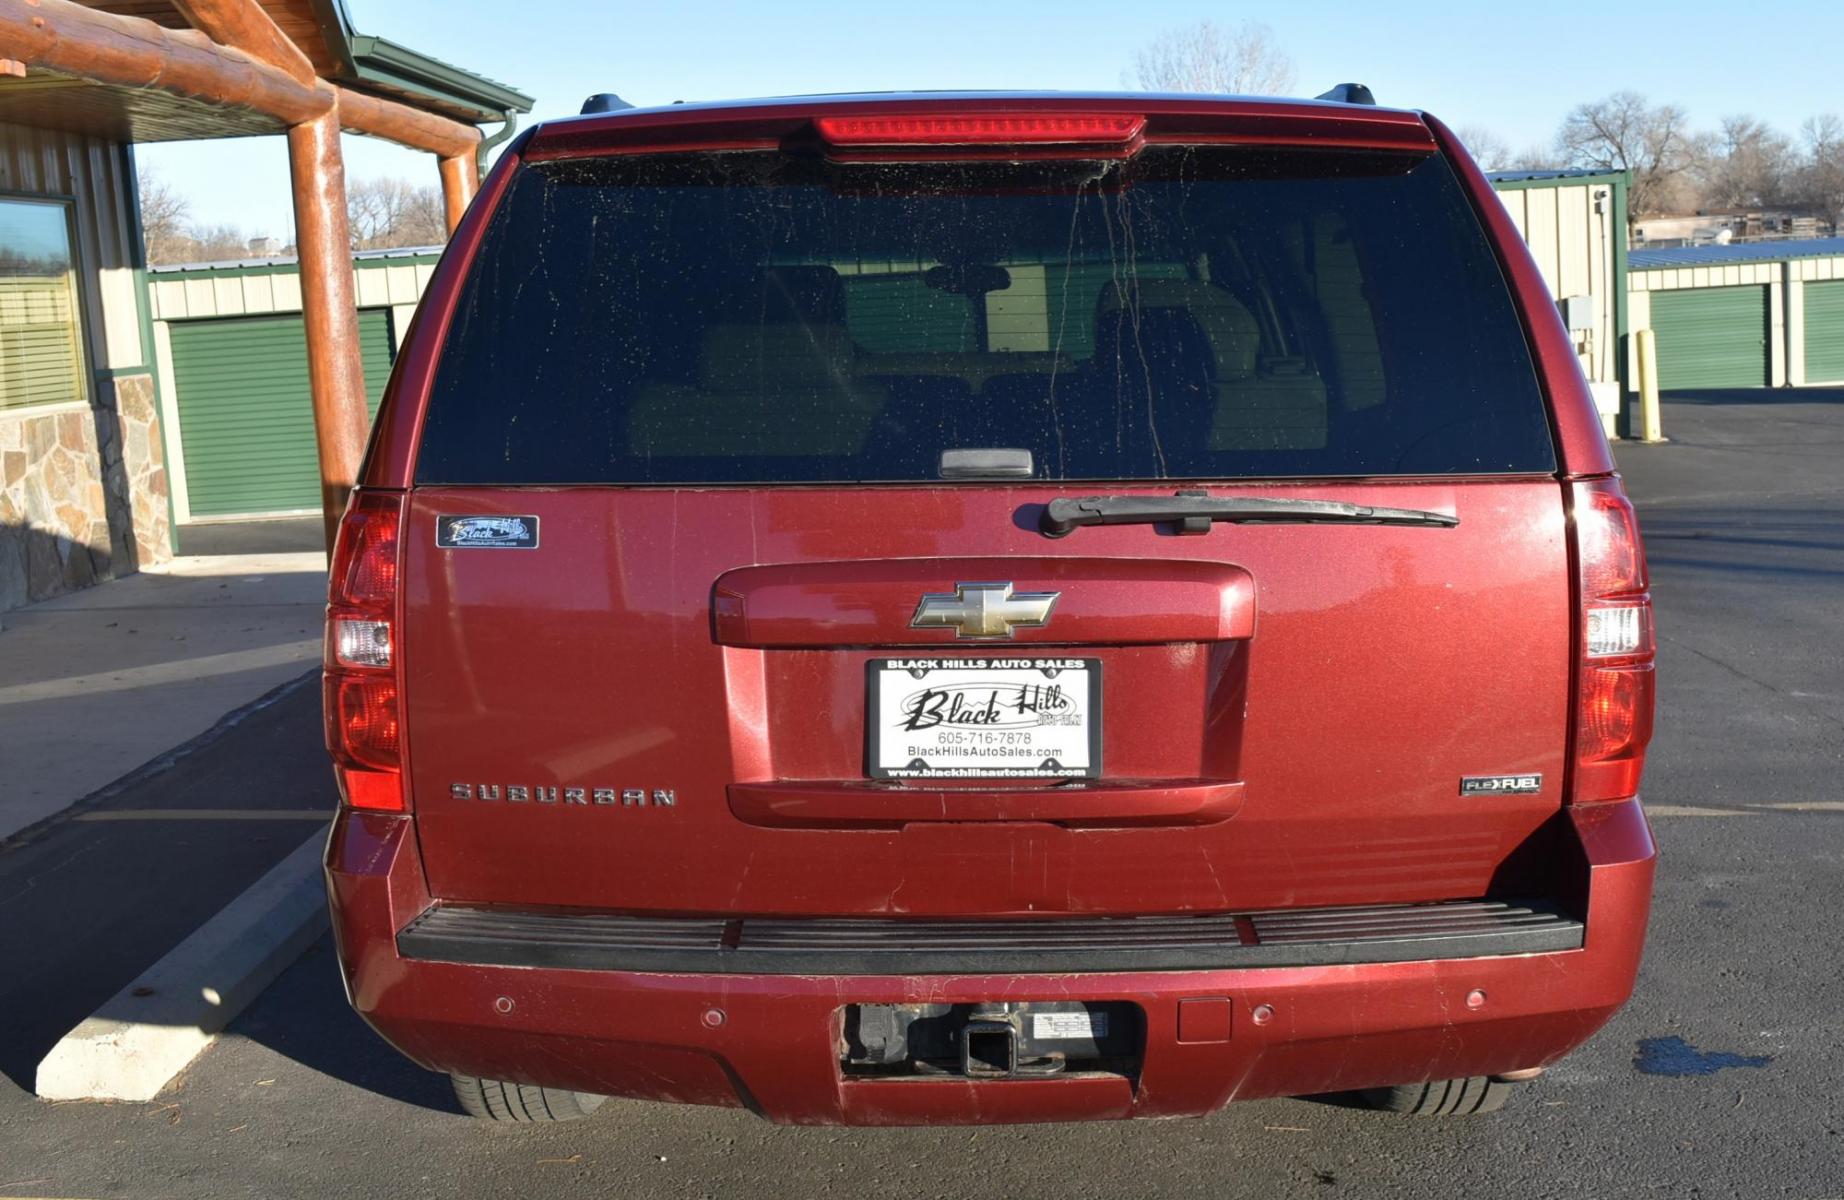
(1635, 328), (1666, 443)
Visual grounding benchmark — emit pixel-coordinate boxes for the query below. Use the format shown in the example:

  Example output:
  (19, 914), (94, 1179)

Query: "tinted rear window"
(416, 146), (1555, 484)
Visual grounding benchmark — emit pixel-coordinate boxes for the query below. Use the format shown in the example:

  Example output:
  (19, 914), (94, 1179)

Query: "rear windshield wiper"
(1040, 492), (1459, 538)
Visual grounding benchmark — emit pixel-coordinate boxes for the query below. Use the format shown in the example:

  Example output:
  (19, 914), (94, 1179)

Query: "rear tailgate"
(403, 479), (1567, 915)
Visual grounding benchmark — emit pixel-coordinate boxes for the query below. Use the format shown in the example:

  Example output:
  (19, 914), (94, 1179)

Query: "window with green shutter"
(0, 198), (87, 411)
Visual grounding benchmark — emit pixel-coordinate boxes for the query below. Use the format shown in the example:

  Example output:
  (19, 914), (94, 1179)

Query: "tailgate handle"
(728, 779), (1244, 829)
(713, 558), (1255, 648)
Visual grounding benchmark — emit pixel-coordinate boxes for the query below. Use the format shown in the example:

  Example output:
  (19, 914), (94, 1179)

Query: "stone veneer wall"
(110, 373), (172, 569)
(0, 371), (170, 615)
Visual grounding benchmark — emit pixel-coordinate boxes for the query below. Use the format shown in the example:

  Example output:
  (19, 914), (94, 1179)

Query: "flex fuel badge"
(1461, 774), (1543, 796)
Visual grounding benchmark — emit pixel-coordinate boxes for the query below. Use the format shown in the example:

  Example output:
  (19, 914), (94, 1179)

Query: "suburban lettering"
(450, 781), (681, 812)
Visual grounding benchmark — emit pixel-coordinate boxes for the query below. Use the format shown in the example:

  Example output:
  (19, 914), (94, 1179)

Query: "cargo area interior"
(624, 263), (1336, 467)
(418, 145), (1555, 485)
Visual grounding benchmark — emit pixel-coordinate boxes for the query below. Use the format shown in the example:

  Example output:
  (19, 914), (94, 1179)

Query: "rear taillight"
(1571, 478), (1655, 803)
(324, 491), (406, 812)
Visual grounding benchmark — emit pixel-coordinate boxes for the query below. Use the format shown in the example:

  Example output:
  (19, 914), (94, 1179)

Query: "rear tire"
(450, 1074), (608, 1122)
(1358, 1075), (1518, 1116)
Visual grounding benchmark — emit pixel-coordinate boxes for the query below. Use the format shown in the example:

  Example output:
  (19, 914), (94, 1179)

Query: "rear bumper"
(326, 800), (1655, 1126)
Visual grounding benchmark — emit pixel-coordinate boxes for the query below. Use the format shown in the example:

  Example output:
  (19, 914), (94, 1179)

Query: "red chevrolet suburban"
(323, 89), (1657, 1126)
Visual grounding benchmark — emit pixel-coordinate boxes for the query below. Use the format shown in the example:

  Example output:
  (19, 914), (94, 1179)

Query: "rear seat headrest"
(713, 265), (848, 325)
(697, 324), (856, 391)
(1096, 278), (1262, 379)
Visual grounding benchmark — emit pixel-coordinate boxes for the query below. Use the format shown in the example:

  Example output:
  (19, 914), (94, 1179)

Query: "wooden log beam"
(170, 0), (315, 87)
(0, 0), (329, 125)
(0, 2), (485, 158)
(287, 108), (370, 552)
(337, 86), (482, 159)
(438, 145), (478, 232)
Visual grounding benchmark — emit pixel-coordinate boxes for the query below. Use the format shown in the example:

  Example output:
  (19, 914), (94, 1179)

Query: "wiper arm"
(1039, 491), (1459, 538)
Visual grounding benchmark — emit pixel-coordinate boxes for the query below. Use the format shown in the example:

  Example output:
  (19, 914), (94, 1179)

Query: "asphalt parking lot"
(2, 389), (1840, 1199)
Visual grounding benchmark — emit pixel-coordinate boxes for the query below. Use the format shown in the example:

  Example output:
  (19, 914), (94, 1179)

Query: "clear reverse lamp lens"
(335, 618), (392, 669)
(1586, 606), (1641, 657)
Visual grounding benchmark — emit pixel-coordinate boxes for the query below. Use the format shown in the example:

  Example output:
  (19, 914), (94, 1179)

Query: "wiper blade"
(1039, 492), (1459, 537)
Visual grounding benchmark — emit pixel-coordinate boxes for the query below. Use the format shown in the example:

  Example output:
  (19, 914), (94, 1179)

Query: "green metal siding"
(171, 310), (394, 517)
(1804, 280), (1844, 384)
(1650, 286), (1769, 390)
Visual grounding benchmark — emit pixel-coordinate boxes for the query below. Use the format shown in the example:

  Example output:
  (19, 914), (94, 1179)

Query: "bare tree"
(1698, 115), (1793, 209)
(347, 177), (446, 251)
(188, 223), (259, 262)
(1508, 145), (1565, 172)
(1797, 113), (1844, 230)
(1455, 126), (1514, 172)
(135, 168), (195, 266)
(1556, 91), (1699, 220)
(1128, 20), (1295, 96)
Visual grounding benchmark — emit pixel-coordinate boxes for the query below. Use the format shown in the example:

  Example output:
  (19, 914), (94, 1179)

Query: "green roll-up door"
(1803, 280), (1844, 384)
(1650, 285), (1769, 390)
(172, 309), (394, 518)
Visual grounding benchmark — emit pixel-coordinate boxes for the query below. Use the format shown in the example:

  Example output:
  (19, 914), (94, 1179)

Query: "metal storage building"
(0, 0), (530, 611)
(1487, 169), (1630, 436)
(147, 248), (439, 522)
(1628, 239), (1844, 390)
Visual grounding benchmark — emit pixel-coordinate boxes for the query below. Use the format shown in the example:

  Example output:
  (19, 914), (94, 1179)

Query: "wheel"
(450, 1074), (608, 1122)
(1357, 1075), (1518, 1116)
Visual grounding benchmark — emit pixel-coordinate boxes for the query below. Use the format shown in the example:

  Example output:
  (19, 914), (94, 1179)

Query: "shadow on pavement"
(178, 517), (325, 558)
(0, 681), (332, 1097)
(1639, 508), (1844, 581)
(229, 935), (459, 1114)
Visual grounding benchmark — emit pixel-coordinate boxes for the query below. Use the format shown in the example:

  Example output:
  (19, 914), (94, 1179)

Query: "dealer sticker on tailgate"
(866, 658), (1102, 780)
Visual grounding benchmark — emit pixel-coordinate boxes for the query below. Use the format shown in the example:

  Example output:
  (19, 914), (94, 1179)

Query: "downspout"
(476, 108), (520, 182)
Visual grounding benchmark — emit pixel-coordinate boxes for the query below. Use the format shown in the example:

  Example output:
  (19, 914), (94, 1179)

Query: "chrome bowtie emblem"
(911, 581), (1060, 640)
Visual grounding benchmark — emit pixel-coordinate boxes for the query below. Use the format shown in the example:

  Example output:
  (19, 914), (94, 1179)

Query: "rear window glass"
(415, 146), (1555, 484)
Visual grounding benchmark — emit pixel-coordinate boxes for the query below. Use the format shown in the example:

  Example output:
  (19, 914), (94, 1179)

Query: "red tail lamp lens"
(329, 675), (400, 770)
(1571, 479), (1655, 804)
(1576, 486), (1647, 598)
(329, 493), (400, 610)
(815, 113), (1146, 146)
(325, 490), (406, 813)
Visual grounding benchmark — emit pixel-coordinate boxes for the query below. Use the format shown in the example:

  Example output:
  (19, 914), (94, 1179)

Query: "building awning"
(0, 0), (532, 143)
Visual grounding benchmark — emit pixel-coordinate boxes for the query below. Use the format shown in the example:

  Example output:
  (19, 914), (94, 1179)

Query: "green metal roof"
(316, 0), (533, 124)
(1487, 168), (1628, 192)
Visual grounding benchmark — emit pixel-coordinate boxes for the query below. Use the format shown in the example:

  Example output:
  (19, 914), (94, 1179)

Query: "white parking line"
(1646, 802), (1844, 817)
(0, 641), (323, 708)
(72, 810), (330, 822)
(1645, 805), (1754, 817)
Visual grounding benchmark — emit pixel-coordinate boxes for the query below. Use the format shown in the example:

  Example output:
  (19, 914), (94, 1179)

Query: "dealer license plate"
(866, 658), (1101, 780)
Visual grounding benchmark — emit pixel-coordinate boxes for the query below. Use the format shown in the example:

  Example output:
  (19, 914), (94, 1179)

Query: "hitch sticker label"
(436, 515), (539, 550)
(1033, 1011), (1107, 1040)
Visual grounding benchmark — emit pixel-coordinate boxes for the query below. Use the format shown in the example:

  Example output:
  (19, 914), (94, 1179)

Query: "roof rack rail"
(1315, 83), (1376, 106)
(580, 93), (635, 115)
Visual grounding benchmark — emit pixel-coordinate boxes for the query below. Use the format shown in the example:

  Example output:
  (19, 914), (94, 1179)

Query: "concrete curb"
(34, 830), (329, 1102)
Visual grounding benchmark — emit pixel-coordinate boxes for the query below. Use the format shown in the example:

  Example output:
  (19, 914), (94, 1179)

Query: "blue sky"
(139, 0), (1838, 240)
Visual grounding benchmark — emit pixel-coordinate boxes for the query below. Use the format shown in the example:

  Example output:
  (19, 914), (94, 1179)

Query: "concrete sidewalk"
(0, 549), (326, 842)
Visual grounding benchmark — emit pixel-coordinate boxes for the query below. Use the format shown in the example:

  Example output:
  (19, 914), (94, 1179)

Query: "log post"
(170, 0), (317, 86)
(438, 146), (479, 232)
(287, 109), (370, 553)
